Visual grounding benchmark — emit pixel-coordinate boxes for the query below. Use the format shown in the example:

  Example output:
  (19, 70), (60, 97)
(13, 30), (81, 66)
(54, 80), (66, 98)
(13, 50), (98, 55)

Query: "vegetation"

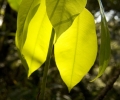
(0, 0), (120, 100)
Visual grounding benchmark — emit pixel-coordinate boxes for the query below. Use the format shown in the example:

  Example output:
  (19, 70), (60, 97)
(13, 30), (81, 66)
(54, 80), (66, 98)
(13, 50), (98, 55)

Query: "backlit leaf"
(16, 0), (41, 51)
(15, 0), (41, 73)
(54, 8), (97, 91)
(46, 0), (87, 39)
(91, 0), (111, 81)
(22, 0), (52, 77)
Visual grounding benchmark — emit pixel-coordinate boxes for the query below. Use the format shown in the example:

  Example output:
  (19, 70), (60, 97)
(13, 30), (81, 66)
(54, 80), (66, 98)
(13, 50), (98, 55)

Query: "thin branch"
(94, 66), (120, 100)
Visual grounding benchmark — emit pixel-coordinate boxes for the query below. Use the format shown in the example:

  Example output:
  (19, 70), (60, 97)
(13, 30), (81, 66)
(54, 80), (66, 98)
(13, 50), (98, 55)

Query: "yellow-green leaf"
(16, 0), (40, 51)
(8, 0), (22, 11)
(46, 0), (87, 39)
(22, 0), (52, 77)
(54, 8), (97, 91)
(91, 0), (111, 81)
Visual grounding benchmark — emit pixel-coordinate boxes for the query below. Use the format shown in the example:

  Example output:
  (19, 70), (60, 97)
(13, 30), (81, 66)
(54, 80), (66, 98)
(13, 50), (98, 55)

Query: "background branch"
(94, 65), (120, 100)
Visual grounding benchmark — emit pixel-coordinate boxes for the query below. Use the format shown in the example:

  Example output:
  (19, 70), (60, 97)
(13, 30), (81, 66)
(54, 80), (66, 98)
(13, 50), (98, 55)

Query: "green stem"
(39, 28), (55, 100)
(97, 0), (105, 17)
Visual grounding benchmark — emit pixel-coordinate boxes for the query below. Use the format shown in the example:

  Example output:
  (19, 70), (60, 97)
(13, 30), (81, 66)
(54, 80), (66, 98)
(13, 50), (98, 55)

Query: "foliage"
(0, 0), (120, 100)
(15, 0), (98, 92)
(54, 8), (97, 91)
(91, 0), (110, 81)
(46, 0), (87, 39)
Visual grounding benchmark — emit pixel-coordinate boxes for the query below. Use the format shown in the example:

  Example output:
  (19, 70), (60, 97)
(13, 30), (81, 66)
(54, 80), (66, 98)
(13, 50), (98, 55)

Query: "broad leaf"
(91, 0), (110, 81)
(46, 0), (87, 39)
(16, 0), (41, 51)
(22, 0), (52, 77)
(54, 8), (97, 91)
(8, 0), (22, 11)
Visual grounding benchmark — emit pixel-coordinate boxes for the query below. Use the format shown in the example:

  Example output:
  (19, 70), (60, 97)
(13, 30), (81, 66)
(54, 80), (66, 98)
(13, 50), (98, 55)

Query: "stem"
(38, 28), (55, 100)
(97, 0), (105, 16)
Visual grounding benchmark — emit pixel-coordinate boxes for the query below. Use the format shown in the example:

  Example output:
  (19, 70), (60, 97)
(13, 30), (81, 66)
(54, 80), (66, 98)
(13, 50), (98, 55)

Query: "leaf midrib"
(69, 17), (80, 89)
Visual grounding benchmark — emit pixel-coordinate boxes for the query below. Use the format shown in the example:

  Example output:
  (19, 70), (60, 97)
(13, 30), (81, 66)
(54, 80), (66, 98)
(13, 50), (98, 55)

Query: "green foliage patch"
(14, 0), (111, 98)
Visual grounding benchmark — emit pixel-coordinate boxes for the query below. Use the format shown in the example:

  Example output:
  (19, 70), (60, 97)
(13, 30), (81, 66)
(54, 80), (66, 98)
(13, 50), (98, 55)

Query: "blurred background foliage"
(0, 0), (120, 100)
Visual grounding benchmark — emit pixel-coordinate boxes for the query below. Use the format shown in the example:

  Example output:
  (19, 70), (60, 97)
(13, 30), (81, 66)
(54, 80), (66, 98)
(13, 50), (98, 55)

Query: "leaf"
(15, 0), (41, 51)
(8, 0), (22, 11)
(91, 0), (111, 81)
(54, 8), (97, 91)
(15, 0), (41, 73)
(21, 0), (52, 77)
(46, 0), (87, 39)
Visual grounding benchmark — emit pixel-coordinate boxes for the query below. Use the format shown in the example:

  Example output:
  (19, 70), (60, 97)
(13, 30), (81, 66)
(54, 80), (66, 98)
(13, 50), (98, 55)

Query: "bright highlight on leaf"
(54, 8), (97, 91)
(46, 0), (87, 39)
(91, 0), (111, 81)
(21, 0), (52, 77)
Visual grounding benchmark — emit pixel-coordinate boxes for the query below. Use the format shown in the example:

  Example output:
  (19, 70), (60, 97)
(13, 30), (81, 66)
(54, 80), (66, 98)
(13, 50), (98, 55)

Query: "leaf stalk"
(38, 28), (55, 100)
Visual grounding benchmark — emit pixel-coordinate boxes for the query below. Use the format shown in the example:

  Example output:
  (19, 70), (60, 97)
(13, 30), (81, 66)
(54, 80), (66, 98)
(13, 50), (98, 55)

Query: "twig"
(94, 66), (120, 100)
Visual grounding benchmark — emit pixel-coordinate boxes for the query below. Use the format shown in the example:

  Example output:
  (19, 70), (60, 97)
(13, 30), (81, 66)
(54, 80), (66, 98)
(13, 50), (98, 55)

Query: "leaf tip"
(27, 70), (32, 78)
(68, 87), (72, 93)
(90, 75), (101, 82)
(90, 77), (98, 82)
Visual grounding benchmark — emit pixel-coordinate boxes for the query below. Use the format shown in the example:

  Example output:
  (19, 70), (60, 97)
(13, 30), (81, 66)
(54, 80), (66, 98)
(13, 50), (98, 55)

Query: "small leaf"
(91, 0), (111, 81)
(54, 8), (97, 91)
(46, 0), (87, 39)
(22, 0), (52, 77)
(8, 0), (22, 11)
(15, 0), (41, 51)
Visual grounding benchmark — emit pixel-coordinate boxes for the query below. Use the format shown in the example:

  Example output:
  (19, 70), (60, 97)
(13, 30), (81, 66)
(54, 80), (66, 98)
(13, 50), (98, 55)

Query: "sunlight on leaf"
(54, 8), (97, 91)
(22, 0), (52, 77)
(46, 0), (87, 39)
(91, 0), (111, 81)
(15, 0), (40, 51)
(8, 0), (22, 11)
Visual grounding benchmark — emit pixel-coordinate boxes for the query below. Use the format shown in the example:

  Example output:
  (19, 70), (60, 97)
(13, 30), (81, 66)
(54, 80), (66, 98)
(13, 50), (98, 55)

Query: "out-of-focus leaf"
(22, 0), (52, 77)
(15, 0), (40, 51)
(54, 8), (97, 91)
(46, 0), (87, 39)
(91, 0), (111, 81)
(8, 0), (22, 11)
